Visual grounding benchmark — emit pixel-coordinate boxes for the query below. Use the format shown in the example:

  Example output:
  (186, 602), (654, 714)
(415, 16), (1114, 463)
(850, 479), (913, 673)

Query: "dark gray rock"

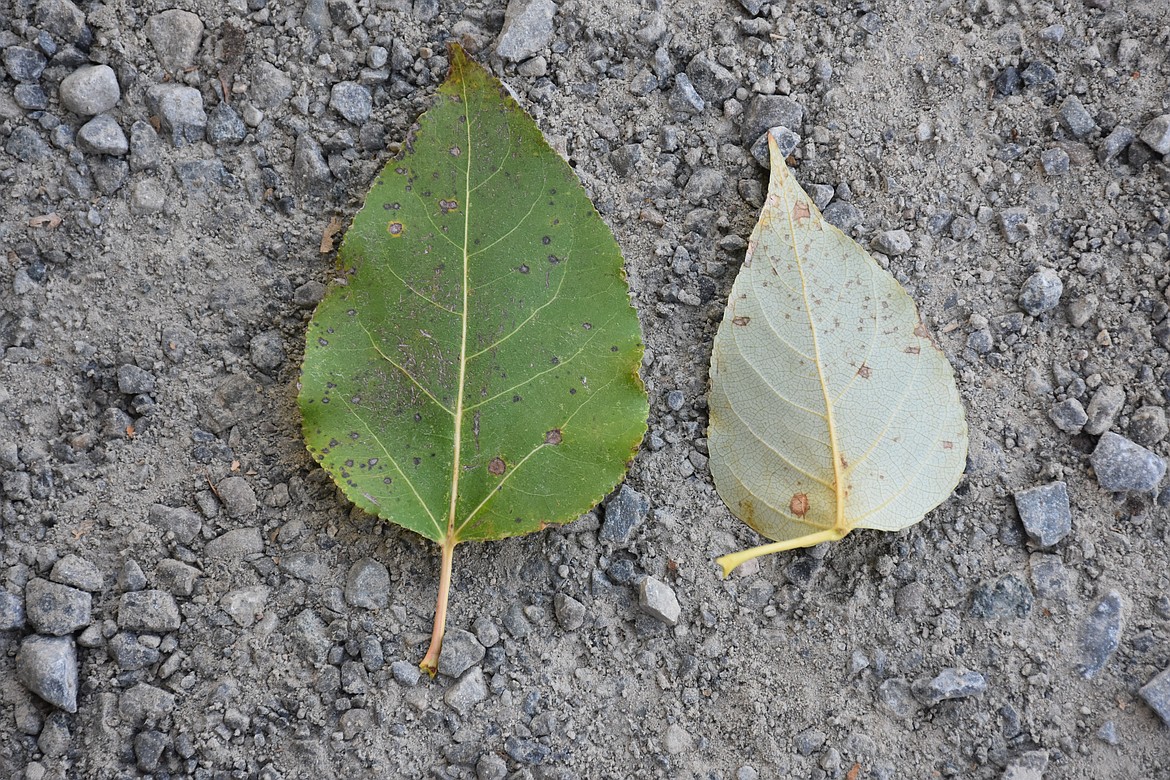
(0, 588), (26, 630)
(1129, 406), (1168, 446)
(1022, 61), (1056, 85)
(38, 711), (71, 758)
(1059, 95), (1097, 139)
(684, 167), (725, 204)
(685, 53), (737, 103)
(4, 46), (47, 81)
(117, 364), (155, 394)
(147, 504), (201, 544)
(505, 735), (550, 765)
(1090, 432), (1166, 493)
(1139, 114), (1170, 155)
(554, 593), (585, 631)
(154, 559), (201, 596)
(205, 527), (263, 558)
(1013, 481), (1071, 548)
(999, 208), (1032, 244)
(391, 659), (421, 686)
(50, 554), (103, 592)
(1049, 398), (1088, 433)
(145, 9), (204, 73)
(668, 73), (705, 114)
(6, 127), (51, 163)
(26, 578), (92, 635)
(206, 102), (246, 144)
(472, 616), (500, 647)
(293, 134), (332, 193)
(344, 558), (389, 610)
(146, 84), (206, 146)
(129, 120), (165, 171)
(749, 126), (800, 168)
(217, 476), (257, 517)
(795, 727), (827, 755)
(1083, 385), (1124, 436)
(35, 0), (88, 43)
(823, 202), (862, 231)
(118, 560), (148, 592)
(970, 575), (1033, 619)
(477, 753), (508, 780)
(16, 635), (78, 712)
(1029, 553), (1074, 604)
(445, 667), (488, 714)
(250, 61), (292, 109)
(14, 84), (49, 110)
(873, 229), (912, 256)
(742, 95), (804, 145)
(600, 484), (650, 543)
(876, 678), (918, 718)
(438, 628), (486, 678)
(1139, 666), (1170, 725)
(1098, 126), (1135, 163)
(249, 331), (285, 370)
(119, 683), (175, 724)
(1040, 147), (1070, 175)
(77, 114), (128, 156)
(134, 730), (169, 772)
(495, 0), (556, 62)
(59, 64), (120, 115)
(117, 590), (181, 632)
(502, 604), (530, 638)
(1078, 590), (1123, 679)
(93, 157), (129, 194)
(912, 668), (987, 706)
(329, 81), (372, 124)
(638, 576), (680, 625)
(3, 471), (32, 500)
(109, 633), (161, 670)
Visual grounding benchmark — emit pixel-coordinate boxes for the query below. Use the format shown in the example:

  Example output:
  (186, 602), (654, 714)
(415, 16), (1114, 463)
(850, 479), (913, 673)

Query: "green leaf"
(299, 44), (647, 672)
(709, 135), (968, 576)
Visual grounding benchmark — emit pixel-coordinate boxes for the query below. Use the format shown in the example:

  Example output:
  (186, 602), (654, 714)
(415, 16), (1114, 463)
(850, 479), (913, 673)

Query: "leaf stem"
(716, 528), (846, 578)
(420, 538), (457, 677)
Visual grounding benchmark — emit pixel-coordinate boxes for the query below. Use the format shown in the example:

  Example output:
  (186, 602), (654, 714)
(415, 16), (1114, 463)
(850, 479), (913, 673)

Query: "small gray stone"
(117, 364), (155, 394)
(1001, 750), (1049, 780)
(130, 179), (167, 215)
(1049, 398), (1088, 433)
(1129, 406), (1168, 446)
(119, 683), (175, 725)
(668, 73), (705, 114)
(391, 659), (421, 687)
(741, 94), (804, 146)
(748, 126), (800, 168)
(795, 727), (827, 755)
(154, 559), (201, 596)
(0, 589), (26, 630)
(5, 127), (51, 163)
(502, 604), (530, 638)
(1029, 553), (1074, 604)
(14, 84), (49, 110)
(1139, 114), (1170, 155)
(662, 723), (693, 755)
(16, 635), (78, 712)
(685, 53), (737, 103)
(638, 576), (680, 625)
(118, 589), (180, 633)
(1059, 95), (1097, 139)
(147, 504), (201, 544)
(684, 167), (725, 204)
(1040, 147), (1070, 175)
(823, 202), (862, 231)
(250, 61), (293, 109)
(495, 0), (556, 62)
(504, 735), (550, 765)
(912, 668), (987, 706)
(93, 157), (129, 195)
(38, 712), (71, 758)
(329, 81), (372, 124)
(970, 575), (1033, 619)
(665, 389), (686, 411)
(1098, 126), (1135, 163)
(1013, 482), (1071, 548)
(876, 678), (918, 718)
(217, 476), (257, 517)
(134, 730), (169, 772)
(129, 121), (165, 172)
(444, 666), (488, 714)
(1139, 666), (1170, 725)
(118, 560), (148, 592)
(206, 102), (246, 144)
(344, 558), (389, 610)
(26, 578), (92, 636)
(109, 633), (161, 671)
(249, 330), (285, 371)
(146, 9), (204, 73)
(1078, 590), (1123, 679)
(999, 208), (1032, 244)
(50, 554), (103, 592)
(1097, 720), (1119, 745)
(146, 84), (206, 146)
(810, 184), (835, 210)
(3, 471), (32, 500)
(472, 616), (500, 647)
(1090, 432), (1167, 493)
(219, 585), (269, 627)
(59, 64), (120, 115)
(293, 133), (332, 193)
(601, 484), (650, 543)
(554, 593), (585, 631)
(438, 628), (486, 678)
(873, 229), (912, 256)
(77, 114), (128, 156)
(4, 46), (47, 81)
(36, 0), (87, 41)
(205, 527), (264, 558)
(288, 609), (330, 663)
(1083, 385), (1125, 435)
(476, 753), (508, 780)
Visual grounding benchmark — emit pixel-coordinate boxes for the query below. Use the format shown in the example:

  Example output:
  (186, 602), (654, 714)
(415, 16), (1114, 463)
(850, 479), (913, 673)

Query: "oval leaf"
(709, 135), (968, 576)
(299, 45), (647, 670)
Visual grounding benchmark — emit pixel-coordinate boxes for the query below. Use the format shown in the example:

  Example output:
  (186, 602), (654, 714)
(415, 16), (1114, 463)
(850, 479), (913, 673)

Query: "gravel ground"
(3, 0), (1170, 777)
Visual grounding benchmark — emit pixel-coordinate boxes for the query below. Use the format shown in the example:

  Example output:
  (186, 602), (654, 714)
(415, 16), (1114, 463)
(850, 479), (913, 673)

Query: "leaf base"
(716, 528), (847, 578)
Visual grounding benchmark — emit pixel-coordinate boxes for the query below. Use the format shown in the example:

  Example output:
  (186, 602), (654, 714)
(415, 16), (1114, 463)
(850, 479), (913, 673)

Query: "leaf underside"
(300, 45), (647, 548)
(708, 135), (968, 564)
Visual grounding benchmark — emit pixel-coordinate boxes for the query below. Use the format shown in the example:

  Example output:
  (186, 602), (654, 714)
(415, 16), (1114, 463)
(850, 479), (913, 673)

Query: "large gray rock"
(1090, 432), (1166, 493)
(25, 578), (92, 636)
(17, 635), (78, 712)
(344, 558), (390, 610)
(77, 114), (129, 156)
(437, 628), (485, 678)
(117, 590), (181, 633)
(495, 0), (556, 62)
(146, 84), (206, 146)
(146, 9), (205, 73)
(742, 95), (804, 145)
(59, 65), (120, 116)
(600, 484), (650, 543)
(1013, 481), (1071, 548)
(638, 576), (680, 625)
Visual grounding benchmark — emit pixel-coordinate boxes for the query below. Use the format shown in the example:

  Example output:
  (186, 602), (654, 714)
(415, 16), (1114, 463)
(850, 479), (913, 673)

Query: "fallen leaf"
(28, 213), (62, 229)
(709, 134), (968, 576)
(320, 216), (344, 254)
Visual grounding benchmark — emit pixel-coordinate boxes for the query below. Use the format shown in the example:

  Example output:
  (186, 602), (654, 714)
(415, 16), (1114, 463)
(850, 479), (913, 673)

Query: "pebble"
(1040, 147), (1070, 176)
(795, 727), (827, 755)
(495, 0), (556, 62)
(0, 588), (26, 630)
(391, 659), (421, 687)
(438, 628), (486, 678)
(118, 560), (148, 591)
(50, 554), (103, 592)
(685, 53), (737, 103)
(4, 46), (47, 81)
(1098, 126), (1134, 163)
(1059, 95), (1097, 139)
(249, 61), (293, 109)
(1139, 666), (1170, 725)
(6, 126), (51, 162)
(1029, 553), (1074, 605)
(504, 734), (550, 765)
(1078, 590), (1123, 679)
(872, 229), (912, 256)
(970, 574), (1033, 619)
(154, 559), (201, 596)
(1048, 398), (1088, 434)
(997, 207), (1030, 244)
(145, 9), (204, 73)
(741, 94), (804, 146)
(600, 484), (650, 543)
(293, 134), (332, 193)
(216, 476), (257, 517)
(16, 635), (78, 712)
(327, 81), (372, 124)
(1001, 750), (1049, 780)
(109, 633), (161, 670)
(36, 0), (88, 42)
(58, 64), (120, 115)
(119, 682), (176, 725)
(876, 678), (917, 718)
(118, 589), (181, 632)
(129, 121), (165, 171)
(206, 102), (246, 144)
(130, 179), (167, 215)
(668, 73), (705, 115)
(1097, 720), (1120, 745)
(685, 167), (725, 204)
(1090, 432), (1166, 493)
(1013, 481), (1071, 548)
(748, 126), (800, 167)
(823, 202), (862, 231)
(146, 84), (207, 146)
(477, 753), (508, 780)
(76, 113), (128, 156)
(219, 585), (269, 627)
(288, 609), (330, 663)
(472, 616), (500, 647)
(135, 730), (169, 772)
(912, 668), (987, 706)
(662, 723), (693, 754)
(38, 712), (71, 758)
(147, 503), (201, 544)
(444, 667), (488, 714)
(1129, 406), (1168, 446)
(14, 84), (49, 110)
(1139, 115), (1170, 155)
(344, 558), (389, 609)
(25, 578), (92, 635)
(117, 364), (155, 394)
(1083, 385), (1124, 435)
(638, 576), (680, 625)
(553, 593), (586, 631)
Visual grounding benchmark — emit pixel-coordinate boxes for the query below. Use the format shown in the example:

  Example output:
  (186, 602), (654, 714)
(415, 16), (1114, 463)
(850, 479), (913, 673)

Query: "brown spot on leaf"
(732, 316), (751, 326)
(857, 363), (872, 379)
(544, 429), (562, 445)
(790, 493), (810, 517)
(905, 346), (921, 355)
(387, 222), (404, 237)
(943, 441), (954, 450)
(449, 145), (461, 156)
(519, 264), (529, 274)
(792, 202), (812, 222)
(488, 457), (506, 476)
(439, 199), (458, 214)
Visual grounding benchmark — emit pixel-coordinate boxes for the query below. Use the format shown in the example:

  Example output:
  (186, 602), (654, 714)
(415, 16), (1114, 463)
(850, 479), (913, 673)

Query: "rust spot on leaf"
(732, 316), (751, 326)
(943, 441), (954, 450)
(488, 457), (506, 476)
(857, 362), (872, 379)
(905, 346), (921, 355)
(387, 222), (404, 237)
(790, 493), (810, 518)
(544, 429), (562, 445)
(439, 199), (458, 214)
(792, 202), (812, 222)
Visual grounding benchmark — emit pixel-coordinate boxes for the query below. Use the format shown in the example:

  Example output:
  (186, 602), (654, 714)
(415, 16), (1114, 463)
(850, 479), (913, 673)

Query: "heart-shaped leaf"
(299, 44), (647, 672)
(709, 135), (968, 576)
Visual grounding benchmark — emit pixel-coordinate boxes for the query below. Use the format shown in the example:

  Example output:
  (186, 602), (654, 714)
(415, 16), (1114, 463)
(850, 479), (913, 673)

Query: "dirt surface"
(3, 0), (1170, 777)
